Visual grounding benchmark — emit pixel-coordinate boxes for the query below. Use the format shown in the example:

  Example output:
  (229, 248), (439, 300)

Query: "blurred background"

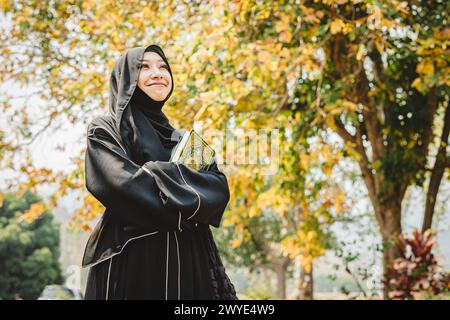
(0, 0), (449, 300)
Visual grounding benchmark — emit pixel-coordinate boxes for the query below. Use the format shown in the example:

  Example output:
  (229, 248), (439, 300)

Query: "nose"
(149, 65), (163, 78)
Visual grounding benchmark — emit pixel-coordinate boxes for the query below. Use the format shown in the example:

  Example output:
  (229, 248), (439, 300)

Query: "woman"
(82, 44), (237, 300)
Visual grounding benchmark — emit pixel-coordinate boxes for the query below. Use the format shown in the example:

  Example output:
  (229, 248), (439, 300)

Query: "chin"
(140, 90), (164, 101)
(149, 95), (166, 101)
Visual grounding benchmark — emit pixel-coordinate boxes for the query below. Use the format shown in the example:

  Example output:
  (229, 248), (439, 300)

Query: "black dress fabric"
(82, 44), (237, 300)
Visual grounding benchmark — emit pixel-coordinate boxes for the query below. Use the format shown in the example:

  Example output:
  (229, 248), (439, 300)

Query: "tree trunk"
(379, 202), (403, 300)
(274, 257), (290, 299)
(298, 261), (313, 300)
(275, 263), (287, 299)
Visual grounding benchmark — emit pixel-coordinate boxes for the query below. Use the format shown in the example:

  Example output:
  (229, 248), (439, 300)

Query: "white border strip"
(105, 256), (113, 300)
(165, 231), (170, 300)
(174, 231), (181, 300)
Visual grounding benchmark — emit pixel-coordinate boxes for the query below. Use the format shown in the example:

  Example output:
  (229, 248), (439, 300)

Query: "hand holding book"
(169, 129), (216, 172)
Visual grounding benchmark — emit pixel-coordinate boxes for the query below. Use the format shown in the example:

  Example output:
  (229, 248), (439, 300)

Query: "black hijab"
(121, 45), (181, 165)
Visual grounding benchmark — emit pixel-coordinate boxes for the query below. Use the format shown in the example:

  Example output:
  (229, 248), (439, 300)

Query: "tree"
(215, 114), (345, 299)
(0, 190), (63, 299)
(225, 0), (449, 298)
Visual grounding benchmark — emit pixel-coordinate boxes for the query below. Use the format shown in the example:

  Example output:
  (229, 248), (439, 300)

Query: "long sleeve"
(85, 124), (193, 232)
(143, 158), (230, 228)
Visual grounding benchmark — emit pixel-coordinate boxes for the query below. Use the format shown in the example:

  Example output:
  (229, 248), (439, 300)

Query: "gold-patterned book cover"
(169, 129), (216, 171)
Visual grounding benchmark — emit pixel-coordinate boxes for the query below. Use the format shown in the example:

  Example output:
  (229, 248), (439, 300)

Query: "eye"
(161, 65), (168, 69)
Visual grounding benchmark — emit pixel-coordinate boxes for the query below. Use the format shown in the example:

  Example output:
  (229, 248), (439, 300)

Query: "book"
(169, 129), (216, 171)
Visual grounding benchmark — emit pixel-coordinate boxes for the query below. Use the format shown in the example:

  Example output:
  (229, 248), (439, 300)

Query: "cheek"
(138, 72), (148, 85)
(165, 74), (172, 86)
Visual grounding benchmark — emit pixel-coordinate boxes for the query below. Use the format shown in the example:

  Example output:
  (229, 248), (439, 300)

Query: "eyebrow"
(138, 58), (166, 63)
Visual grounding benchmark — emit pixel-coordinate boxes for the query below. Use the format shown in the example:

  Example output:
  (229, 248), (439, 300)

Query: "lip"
(148, 83), (166, 87)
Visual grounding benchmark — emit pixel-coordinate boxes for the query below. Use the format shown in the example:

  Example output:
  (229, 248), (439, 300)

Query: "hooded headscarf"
(112, 45), (182, 165)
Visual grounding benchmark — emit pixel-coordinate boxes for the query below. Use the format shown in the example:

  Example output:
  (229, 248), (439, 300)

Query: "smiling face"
(137, 51), (172, 102)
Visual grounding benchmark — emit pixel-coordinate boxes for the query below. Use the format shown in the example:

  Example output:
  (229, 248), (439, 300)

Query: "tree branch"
(355, 66), (386, 159)
(344, 265), (369, 299)
(422, 102), (450, 233)
(334, 119), (384, 229)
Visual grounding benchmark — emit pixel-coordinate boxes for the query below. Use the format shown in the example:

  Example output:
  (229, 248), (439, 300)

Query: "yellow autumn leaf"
(81, 0), (95, 12)
(235, 222), (244, 234)
(275, 14), (290, 33)
(281, 237), (299, 259)
(325, 114), (336, 130)
(18, 202), (46, 223)
(82, 223), (92, 233)
(306, 230), (317, 242)
(0, 0), (12, 11)
(417, 60), (435, 76)
(231, 238), (242, 248)
(330, 19), (345, 35)
(411, 78), (422, 90)
(356, 44), (365, 61)
(333, 191), (345, 213)
(299, 153), (310, 168)
(372, 159), (382, 170)
(280, 30), (292, 43)
(340, 99), (358, 112)
(249, 206), (258, 218)
(323, 164), (332, 177)
(300, 255), (313, 273)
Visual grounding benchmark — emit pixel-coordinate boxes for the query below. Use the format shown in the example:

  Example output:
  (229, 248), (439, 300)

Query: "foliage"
(0, 190), (63, 299)
(216, 118), (345, 277)
(386, 229), (450, 300)
(241, 281), (278, 300)
(227, 0), (449, 298)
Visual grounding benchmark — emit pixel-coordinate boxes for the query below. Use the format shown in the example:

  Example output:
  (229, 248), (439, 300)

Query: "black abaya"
(82, 44), (237, 300)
